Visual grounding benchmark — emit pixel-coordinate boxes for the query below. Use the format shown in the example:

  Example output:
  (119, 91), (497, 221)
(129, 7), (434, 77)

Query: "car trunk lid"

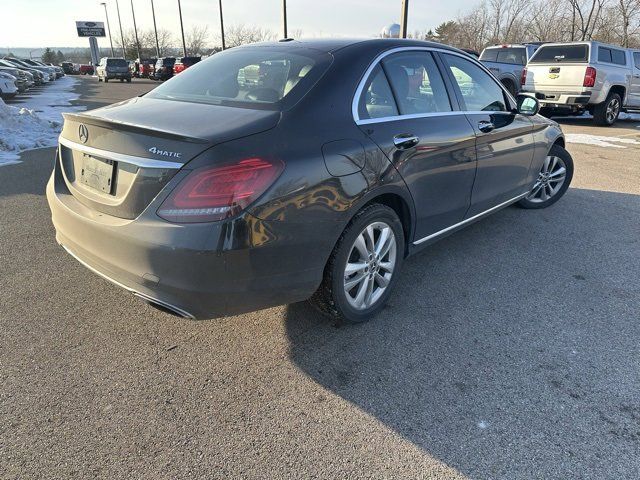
(56, 96), (280, 219)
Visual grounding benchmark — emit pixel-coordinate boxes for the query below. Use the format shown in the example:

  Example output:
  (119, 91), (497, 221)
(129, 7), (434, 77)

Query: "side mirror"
(516, 94), (540, 116)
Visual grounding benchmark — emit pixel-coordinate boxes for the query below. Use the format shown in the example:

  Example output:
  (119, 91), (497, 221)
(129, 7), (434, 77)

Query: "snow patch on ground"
(0, 77), (85, 166)
(565, 133), (640, 148)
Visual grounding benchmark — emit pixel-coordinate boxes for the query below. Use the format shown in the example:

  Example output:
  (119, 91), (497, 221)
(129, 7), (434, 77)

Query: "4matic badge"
(148, 146), (182, 158)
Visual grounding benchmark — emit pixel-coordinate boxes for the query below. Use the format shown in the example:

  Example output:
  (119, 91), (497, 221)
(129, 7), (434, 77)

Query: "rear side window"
(612, 49), (626, 65)
(530, 45), (589, 63)
(598, 48), (612, 63)
(147, 47), (331, 110)
(381, 51), (451, 115)
(634, 52), (640, 69)
(442, 53), (507, 112)
(358, 65), (399, 120)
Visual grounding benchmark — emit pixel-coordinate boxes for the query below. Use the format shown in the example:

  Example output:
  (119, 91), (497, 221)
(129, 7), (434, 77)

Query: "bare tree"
(221, 24), (277, 48)
(568, 0), (607, 40)
(615, 0), (640, 46)
(186, 25), (210, 55)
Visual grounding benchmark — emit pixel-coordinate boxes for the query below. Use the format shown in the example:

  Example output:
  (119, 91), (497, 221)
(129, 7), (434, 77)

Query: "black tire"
(517, 144), (574, 209)
(502, 79), (517, 97)
(104, 77), (109, 83)
(97, 76), (102, 82)
(126, 78), (131, 83)
(593, 92), (621, 126)
(310, 203), (405, 323)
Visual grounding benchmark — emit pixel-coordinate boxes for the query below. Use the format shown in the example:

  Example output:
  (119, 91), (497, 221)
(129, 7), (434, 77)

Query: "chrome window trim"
(352, 46), (515, 126)
(413, 192), (528, 246)
(58, 136), (184, 169)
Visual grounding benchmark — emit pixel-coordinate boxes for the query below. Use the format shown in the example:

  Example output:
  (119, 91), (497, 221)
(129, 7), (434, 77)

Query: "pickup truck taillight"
(520, 67), (527, 86)
(583, 67), (597, 87)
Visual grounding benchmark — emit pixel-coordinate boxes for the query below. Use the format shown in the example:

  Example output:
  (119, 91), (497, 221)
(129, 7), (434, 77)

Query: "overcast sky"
(0, 0), (471, 48)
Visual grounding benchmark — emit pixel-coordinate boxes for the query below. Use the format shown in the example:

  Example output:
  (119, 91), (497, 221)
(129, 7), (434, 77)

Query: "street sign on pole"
(76, 21), (106, 37)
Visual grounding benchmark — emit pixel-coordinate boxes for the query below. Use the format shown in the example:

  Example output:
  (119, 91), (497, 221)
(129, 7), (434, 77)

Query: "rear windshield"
(147, 47), (332, 110)
(106, 59), (128, 67)
(530, 45), (589, 63)
(480, 47), (527, 65)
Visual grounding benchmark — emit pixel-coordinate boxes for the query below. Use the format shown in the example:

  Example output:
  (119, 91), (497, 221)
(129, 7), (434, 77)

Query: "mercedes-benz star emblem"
(78, 124), (89, 144)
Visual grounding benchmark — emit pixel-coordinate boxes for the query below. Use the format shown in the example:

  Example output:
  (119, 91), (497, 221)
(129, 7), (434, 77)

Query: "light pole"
(218, 0), (225, 50)
(177, 0), (187, 57)
(150, 0), (160, 57)
(130, 0), (141, 60)
(100, 2), (115, 56)
(400, 0), (409, 39)
(114, 0), (126, 58)
(282, 0), (288, 39)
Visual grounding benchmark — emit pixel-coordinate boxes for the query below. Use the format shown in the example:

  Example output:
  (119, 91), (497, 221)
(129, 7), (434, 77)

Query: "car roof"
(241, 38), (462, 54)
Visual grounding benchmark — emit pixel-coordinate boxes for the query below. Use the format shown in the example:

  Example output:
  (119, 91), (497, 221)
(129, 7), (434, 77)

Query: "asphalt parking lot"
(1, 76), (639, 479)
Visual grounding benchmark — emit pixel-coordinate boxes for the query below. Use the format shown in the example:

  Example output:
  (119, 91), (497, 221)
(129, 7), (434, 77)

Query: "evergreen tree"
(41, 48), (56, 64)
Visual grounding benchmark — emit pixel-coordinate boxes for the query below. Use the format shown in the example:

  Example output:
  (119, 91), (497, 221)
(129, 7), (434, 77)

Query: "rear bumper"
(46, 157), (329, 319)
(522, 89), (594, 107)
(105, 72), (131, 79)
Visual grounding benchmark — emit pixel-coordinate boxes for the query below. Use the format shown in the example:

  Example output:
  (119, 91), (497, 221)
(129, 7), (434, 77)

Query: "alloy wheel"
(606, 97), (620, 124)
(343, 222), (397, 310)
(526, 155), (567, 203)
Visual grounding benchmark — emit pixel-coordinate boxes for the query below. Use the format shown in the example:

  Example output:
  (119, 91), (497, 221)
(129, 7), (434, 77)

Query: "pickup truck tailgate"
(524, 63), (589, 90)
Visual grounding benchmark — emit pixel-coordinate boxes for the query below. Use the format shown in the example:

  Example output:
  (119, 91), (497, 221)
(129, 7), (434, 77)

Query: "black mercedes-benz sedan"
(47, 38), (573, 322)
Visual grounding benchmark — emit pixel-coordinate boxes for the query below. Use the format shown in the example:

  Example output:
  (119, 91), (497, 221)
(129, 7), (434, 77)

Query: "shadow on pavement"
(285, 187), (640, 479)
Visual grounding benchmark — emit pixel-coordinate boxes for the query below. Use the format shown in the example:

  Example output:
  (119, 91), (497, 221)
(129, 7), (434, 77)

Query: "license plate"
(80, 155), (115, 193)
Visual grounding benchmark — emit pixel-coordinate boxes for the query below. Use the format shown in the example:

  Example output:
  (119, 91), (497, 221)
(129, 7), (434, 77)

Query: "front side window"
(147, 47), (331, 110)
(442, 53), (507, 112)
(634, 52), (640, 69)
(358, 64), (399, 120)
(381, 51), (452, 115)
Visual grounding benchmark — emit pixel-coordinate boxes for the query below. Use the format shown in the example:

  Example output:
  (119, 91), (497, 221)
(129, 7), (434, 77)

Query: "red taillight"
(583, 67), (597, 87)
(520, 67), (527, 86)
(158, 158), (284, 223)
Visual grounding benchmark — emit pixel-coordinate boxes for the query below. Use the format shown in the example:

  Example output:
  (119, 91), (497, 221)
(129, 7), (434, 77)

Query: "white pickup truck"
(521, 41), (640, 125)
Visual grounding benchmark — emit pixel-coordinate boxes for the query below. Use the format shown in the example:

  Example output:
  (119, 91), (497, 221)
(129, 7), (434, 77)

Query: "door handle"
(393, 134), (419, 149)
(478, 120), (495, 133)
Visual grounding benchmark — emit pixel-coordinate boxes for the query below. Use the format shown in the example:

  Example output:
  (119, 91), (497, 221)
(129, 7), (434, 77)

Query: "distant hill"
(0, 47), (87, 58)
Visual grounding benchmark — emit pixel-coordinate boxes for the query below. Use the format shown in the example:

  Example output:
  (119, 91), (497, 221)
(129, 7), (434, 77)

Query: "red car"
(137, 58), (157, 78)
(79, 64), (94, 75)
(173, 56), (201, 74)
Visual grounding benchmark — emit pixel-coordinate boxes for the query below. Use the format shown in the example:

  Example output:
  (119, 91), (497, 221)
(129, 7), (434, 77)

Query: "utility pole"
(218, 0), (225, 50)
(150, 0), (160, 57)
(282, 0), (288, 39)
(115, 0), (126, 58)
(100, 2), (115, 56)
(400, 0), (409, 39)
(130, 0), (141, 60)
(177, 0), (187, 57)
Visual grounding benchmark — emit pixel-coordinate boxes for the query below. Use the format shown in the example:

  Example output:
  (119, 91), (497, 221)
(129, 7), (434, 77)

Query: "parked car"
(136, 58), (157, 78)
(173, 56), (201, 74)
(0, 66), (31, 92)
(4, 57), (54, 81)
(151, 57), (175, 80)
(96, 57), (132, 83)
(521, 41), (640, 125)
(79, 64), (95, 75)
(47, 39), (573, 322)
(0, 71), (18, 99)
(61, 62), (76, 74)
(14, 58), (57, 81)
(0, 59), (46, 86)
(460, 48), (480, 58)
(44, 62), (65, 78)
(479, 44), (542, 96)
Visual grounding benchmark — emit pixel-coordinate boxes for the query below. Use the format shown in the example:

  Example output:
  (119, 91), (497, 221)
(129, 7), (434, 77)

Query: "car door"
(630, 52), (640, 107)
(355, 50), (477, 241)
(439, 52), (535, 216)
